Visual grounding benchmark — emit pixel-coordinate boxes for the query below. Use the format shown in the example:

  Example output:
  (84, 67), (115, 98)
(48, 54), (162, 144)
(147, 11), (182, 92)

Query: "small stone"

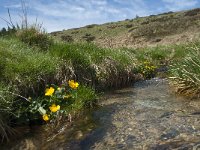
(127, 128), (133, 131)
(87, 128), (92, 132)
(74, 131), (83, 139)
(160, 129), (179, 140)
(160, 112), (173, 118)
(117, 144), (125, 149)
(126, 135), (137, 144)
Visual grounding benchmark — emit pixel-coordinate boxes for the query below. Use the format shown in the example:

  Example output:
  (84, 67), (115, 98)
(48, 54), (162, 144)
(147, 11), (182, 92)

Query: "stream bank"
(2, 78), (200, 150)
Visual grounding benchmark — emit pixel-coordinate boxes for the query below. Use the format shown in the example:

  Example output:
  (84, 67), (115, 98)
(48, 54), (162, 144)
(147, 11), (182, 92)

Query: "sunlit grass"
(0, 38), (60, 96)
(169, 44), (200, 97)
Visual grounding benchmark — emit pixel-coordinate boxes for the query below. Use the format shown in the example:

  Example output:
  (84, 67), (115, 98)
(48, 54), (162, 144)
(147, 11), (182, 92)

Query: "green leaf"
(38, 106), (46, 115)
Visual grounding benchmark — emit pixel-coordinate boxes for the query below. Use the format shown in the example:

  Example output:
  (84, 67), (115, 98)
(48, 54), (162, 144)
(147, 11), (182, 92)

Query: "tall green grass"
(0, 38), (60, 96)
(169, 44), (200, 97)
(0, 84), (16, 141)
(49, 42), (137, 88)
(134, 44), (188, 64)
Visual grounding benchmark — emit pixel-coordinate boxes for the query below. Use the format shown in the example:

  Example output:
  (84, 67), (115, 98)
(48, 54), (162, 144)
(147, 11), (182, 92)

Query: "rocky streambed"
(2, 78), (200, 150)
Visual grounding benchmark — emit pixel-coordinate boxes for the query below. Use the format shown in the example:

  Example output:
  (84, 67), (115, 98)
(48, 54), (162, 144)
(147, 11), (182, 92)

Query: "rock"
(160, 112), (173, 118)
(160, 129), (179, 140)
(11, 139), (37, 150)
(126, 135), (137, 144)
(74, 131), (83, 140)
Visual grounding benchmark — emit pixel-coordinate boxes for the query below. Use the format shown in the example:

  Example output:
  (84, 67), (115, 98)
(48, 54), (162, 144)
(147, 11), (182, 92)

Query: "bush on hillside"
(61, 35), (74, 42)
(185, 8), (200, 16)
(16, 27), (53, 51)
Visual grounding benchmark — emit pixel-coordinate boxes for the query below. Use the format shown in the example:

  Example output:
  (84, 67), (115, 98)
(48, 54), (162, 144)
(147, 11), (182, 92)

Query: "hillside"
(51, 8), (200, 48)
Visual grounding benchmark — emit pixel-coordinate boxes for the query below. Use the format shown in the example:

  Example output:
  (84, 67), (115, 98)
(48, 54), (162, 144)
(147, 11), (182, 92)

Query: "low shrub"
(28, 80), (96, 123)
(125, 24), (133, 28)
(61, 35), (74, 42)
(85, 24), (97, 28)
(16, 27), (53, 51)
(185, 8), (200, 16)
(137, 61), (157, 79)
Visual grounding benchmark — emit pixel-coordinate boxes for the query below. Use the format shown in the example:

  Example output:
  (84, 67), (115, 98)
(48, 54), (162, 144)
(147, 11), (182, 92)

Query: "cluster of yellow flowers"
(143, 65), (156, 72)
(42, 104), (60, 121)
(140, 61), (157, 78)
(143, 61), (156, 70)
(42, 80), (79, 121)
(68, 80), (79, 89)
(43, 114), (49, 121)
(45, 87), (55, 96)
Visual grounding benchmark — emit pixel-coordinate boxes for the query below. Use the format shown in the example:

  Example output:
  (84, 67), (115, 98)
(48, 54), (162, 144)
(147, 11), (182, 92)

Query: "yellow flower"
(45, 87), (55, 96)
(57, 87), (61, 91)
(49, 104), (60, 112)
(43, 114), (49, 121)
(68, 80), (79, 89)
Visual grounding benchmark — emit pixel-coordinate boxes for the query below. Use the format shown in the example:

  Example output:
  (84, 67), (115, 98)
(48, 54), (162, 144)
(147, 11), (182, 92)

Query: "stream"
(2, 78), (200, 150)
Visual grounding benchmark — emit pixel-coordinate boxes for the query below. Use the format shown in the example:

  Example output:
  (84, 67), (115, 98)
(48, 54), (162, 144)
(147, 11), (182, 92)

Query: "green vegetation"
(169, 44), (200, 98)
(16, 26), (53, 51)
(133, 42), (200, 97)
(0, 84), (16, 141)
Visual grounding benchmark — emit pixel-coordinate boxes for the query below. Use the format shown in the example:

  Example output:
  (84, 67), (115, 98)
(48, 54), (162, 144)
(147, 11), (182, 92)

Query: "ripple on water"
(78, 78), (200, 150)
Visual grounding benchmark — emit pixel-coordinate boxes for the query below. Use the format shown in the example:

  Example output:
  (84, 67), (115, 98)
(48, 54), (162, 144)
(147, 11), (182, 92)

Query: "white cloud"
(162, 0), (198, 11)
(90, 0), (108, 6)
(4, 4), (21, 8)
(19, 0), (151, 31)
(0, 0), (152, 31)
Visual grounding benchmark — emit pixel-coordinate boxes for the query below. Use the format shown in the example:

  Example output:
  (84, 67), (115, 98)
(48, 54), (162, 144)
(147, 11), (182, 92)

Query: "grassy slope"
(51, 8), (200, 48)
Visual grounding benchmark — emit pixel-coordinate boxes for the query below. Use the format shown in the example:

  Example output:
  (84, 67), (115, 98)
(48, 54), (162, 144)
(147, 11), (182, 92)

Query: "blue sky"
(0, 0), (200, 32)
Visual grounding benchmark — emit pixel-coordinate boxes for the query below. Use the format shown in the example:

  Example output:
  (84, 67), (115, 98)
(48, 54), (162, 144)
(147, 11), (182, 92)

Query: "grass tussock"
(0, 37), (60, 96)
(169, 44), (200, 97)
(16, 26), (53, 51)
(49, 42), (137, 89)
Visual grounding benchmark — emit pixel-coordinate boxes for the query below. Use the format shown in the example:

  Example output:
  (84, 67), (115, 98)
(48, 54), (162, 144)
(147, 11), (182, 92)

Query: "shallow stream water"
(2, 78), (200, 150)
